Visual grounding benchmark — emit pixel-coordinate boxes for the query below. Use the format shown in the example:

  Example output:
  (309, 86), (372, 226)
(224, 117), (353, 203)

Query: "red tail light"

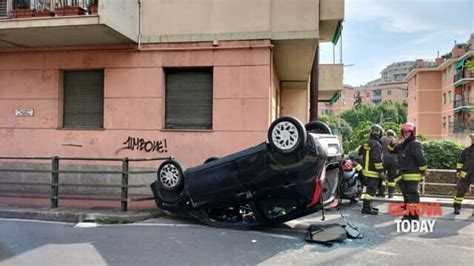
(306, 167), (325, 208)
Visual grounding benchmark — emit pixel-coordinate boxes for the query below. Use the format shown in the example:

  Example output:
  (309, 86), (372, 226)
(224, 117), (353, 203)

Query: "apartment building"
(355, 60), (436, 106)
(405, 34), (474, 145)
(0, 0), (345, 168)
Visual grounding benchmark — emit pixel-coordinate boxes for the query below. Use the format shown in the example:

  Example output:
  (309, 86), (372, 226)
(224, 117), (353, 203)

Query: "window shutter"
(63, 70), (104, 128)
(165, 69), (213, 129)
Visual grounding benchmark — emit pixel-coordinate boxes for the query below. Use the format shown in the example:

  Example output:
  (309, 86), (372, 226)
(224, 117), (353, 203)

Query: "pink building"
(318, 85), (354, 115)
(0, 0), (344, 170)
(405, 34), (474, 145)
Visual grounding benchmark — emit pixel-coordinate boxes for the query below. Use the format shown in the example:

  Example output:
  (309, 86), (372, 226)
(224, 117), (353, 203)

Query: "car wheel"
(204, 157), (219, 164)
(268, 117), (307, 154)
(157, 160), (184, 192)
(305, 121), (332, 134)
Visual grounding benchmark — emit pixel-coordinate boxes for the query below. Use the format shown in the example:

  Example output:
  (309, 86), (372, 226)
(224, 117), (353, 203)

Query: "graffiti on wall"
(122, 136), (168, 153)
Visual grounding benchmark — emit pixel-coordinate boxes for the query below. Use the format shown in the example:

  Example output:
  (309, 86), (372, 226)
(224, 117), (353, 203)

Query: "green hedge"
(421, 140), (464, 170)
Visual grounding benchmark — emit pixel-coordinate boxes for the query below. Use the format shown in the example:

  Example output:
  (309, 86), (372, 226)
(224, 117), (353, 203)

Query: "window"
(373, 90), (381, 96)
(443, 93), (446, 104)
(63, 70), (104, 128)
(165, 68), (213, 129)
(448, 91), (452, 103)
(443, 117), (446, 128)
(387, 90), (392, 96)
(0, 0), (7, 17)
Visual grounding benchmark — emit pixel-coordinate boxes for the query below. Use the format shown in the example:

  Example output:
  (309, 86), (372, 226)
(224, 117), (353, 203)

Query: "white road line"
(367, 249), (398, 256)
(0, 218), (74, 226)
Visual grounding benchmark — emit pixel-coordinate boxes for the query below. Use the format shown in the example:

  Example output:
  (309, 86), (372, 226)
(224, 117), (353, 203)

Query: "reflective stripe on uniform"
(387, 144), (394, 151)
(374, 162), (383, 170)
(382, 181), (387, 186)
(453, 196), (464, 204)
(460, 171), (467, 178)
(456, 163), (464, 170)
(402, 173), (423, 181)
(363, 170), (379, 178)
(394, 175), (402, 183)
(387, 182), (396, 187)
(362, 194), (374, 200)
(355, 164), (363, 171)
(419, 165), (427, 171)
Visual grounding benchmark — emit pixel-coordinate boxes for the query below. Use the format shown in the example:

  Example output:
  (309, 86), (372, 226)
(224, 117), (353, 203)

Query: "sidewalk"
(0, 193), (164, 223)
(373, 195), (474, 208)
(1, 194), (472, 223)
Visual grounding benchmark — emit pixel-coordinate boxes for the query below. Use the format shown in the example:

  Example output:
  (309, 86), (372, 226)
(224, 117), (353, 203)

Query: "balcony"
(0, 0), (138, 48)
(454, 69), (474, 87)
(318, 64), (343, 101)
(372, 95), (382, 103)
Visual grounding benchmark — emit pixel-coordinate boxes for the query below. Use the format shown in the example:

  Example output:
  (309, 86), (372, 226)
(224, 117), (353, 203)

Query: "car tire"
(268, 117), (307, 154)
(157, 160), (184, 192)
(305, 121), (332, 134)
(204, 157), (219, 164)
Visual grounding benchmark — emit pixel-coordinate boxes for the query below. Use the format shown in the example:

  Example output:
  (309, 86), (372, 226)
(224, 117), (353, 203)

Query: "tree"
(465, 59), (474, 73)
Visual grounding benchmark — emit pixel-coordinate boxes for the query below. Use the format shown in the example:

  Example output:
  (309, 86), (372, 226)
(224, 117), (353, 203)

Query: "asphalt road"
(1, 202), (473, 266)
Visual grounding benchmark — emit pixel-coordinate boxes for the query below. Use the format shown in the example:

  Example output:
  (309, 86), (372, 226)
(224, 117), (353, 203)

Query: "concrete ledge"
(0, 206), (164, 223)
(372, 196), (474, 209)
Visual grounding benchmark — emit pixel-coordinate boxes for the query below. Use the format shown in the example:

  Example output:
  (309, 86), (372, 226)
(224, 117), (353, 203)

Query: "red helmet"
(342, 160), (353, 171)
(401, 122), (416, 136)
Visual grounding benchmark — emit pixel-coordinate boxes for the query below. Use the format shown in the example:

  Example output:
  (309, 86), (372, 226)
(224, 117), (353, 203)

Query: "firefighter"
(359, 124), (384, 215)
(380, 129), (398, 198)
(453, 133), (474, 215)
(389, 122), (427, 220)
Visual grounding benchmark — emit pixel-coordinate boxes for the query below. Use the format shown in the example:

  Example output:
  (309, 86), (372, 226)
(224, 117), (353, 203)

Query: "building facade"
(354, 60), (436, 106)
(405, 34), (474, 145)
(0, 0), (345, 169)
(318, 84), (354, 115)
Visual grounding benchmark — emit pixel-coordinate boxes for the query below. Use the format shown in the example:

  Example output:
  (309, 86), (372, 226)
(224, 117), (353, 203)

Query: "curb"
(0, 207), (165, 223)
(372, 197), (474, 209)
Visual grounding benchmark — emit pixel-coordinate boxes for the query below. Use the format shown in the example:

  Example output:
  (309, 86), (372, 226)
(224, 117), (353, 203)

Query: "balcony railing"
(454, 70), (474, 86)
(453, 99), (473, 108)
(5, 0), (98, 18)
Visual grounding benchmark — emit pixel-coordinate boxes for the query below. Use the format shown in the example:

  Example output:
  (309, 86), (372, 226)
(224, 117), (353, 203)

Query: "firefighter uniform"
(453, 140), (474, 214)
(390, 135), (427, 220)
(381, 134), (398, 198)
(359, 135), (384, 214)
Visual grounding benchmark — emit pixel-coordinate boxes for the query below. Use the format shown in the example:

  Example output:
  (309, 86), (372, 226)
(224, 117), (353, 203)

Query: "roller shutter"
(165, 69), (213, 129)
(63, 70), (104, 128)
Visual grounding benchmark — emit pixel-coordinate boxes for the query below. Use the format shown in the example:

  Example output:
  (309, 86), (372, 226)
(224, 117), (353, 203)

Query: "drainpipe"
(137, 0), (142, 50)
(309, 43), (319, 121)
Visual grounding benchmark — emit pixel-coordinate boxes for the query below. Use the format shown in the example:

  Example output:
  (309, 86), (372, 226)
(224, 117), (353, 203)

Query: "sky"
(319, 0), (474, 87)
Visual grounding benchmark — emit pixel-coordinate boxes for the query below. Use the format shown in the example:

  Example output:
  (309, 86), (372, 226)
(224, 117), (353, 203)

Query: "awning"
(453, 107), (473, 113)
(329, 91), (341, 104)
(455, 58), (467, 69)
(331, 21), (343, 45)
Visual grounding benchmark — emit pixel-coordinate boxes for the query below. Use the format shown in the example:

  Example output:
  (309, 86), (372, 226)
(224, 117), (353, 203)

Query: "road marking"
(368, 249), (398, 256)
(0, 218), (74, 226)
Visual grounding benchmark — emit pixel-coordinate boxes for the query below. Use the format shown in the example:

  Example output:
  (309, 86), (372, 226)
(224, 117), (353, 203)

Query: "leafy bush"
(343, 121), (401, 153)
(421, 140), (464, 169)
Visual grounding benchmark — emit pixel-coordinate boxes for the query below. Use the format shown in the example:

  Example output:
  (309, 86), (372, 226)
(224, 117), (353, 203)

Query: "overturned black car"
(151, 117), (343, 228)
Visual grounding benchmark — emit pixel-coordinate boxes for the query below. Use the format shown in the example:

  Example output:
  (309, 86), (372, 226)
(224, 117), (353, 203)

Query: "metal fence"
(0, 156), (172, 211)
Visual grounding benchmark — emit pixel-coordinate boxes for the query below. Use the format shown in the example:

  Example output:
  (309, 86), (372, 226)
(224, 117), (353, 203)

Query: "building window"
(63, 70), (104, 128)
(387, 90), (392, 96)
(443, 117), (446, 128)
(443, 93), (447, 104)
(448, 91), (452, 103)
(165, 68), (213, 129)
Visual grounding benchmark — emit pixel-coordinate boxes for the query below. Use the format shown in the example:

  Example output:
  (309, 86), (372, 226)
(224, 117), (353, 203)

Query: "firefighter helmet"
(401, 122), (416, 136)
(370, 124), (384, 138)
(386, 129), (396, 137)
